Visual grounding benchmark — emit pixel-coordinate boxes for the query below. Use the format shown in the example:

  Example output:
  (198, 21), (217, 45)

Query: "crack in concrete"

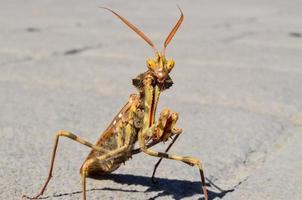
(232, 176), (249, 190)
(211, 122), (288, 195)
(217, 125), (296, 198)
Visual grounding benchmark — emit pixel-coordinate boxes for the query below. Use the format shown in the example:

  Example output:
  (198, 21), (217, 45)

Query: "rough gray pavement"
(1, 0), (301, 199)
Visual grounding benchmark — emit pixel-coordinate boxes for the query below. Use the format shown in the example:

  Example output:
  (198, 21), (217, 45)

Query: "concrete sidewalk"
(0, 0), (301, 199)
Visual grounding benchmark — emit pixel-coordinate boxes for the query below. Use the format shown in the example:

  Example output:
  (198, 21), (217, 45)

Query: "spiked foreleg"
(152, 108), (182, 141)
(151, 108), (182, 182)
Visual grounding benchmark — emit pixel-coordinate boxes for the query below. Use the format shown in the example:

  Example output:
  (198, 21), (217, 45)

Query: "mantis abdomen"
(80, 94), (141, 177)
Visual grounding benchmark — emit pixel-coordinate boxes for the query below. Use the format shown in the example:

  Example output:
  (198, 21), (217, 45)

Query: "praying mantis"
(23, 6), (208, 200)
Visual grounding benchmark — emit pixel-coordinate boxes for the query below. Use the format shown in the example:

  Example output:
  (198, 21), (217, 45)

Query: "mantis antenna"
(163, 6), (184, 55)
(100, 7), (158, 53)
(100, 6), (184, 56)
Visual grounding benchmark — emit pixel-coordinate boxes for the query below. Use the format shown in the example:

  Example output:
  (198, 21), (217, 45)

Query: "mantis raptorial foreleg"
(22, 130), (109, 199)
(150, 108), (182, 182)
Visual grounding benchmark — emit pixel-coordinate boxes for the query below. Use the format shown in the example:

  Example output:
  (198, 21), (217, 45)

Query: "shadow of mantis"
(39, 173), (233, 200)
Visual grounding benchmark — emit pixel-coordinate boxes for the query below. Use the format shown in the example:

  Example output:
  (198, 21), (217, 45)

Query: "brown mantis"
(22, 6), (209, 200)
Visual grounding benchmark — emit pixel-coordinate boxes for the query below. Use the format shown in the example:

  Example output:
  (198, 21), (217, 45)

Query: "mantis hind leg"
(22, 130), (108, 199)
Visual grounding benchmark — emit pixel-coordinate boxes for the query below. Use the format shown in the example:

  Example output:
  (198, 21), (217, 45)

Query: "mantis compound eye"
(166, 60), (175, 72)
(147, 59), (156, 70)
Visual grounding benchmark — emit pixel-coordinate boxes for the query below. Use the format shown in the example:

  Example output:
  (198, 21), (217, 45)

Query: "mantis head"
(101, 6), (184, 83)
(146, 53), (174, 83)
